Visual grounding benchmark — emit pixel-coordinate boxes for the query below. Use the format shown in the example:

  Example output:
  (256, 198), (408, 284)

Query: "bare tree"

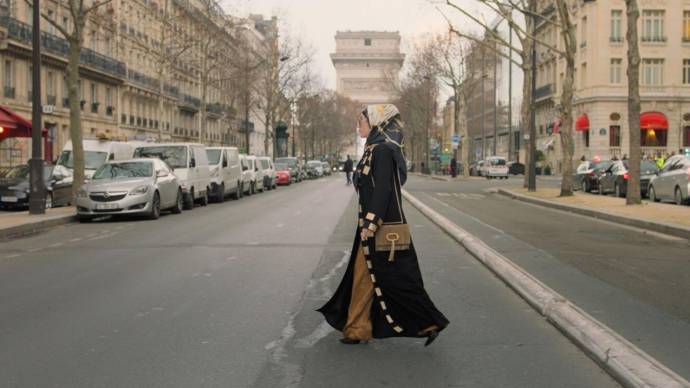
(625, 0), (642, 205)
(36, 0), (113, 195)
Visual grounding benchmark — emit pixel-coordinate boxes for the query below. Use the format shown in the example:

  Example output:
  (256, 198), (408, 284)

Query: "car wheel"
(148, 192), (161, 220)
(233, 182), (241, 200)
(649, 186), (659, 202)
(674, 187), (687, 206)
(183, 189), (194, 210)
(218, 183), (225, 203)
(599, 182), (605, 195)
(584, 179), (591, 193)
(171, 190), (183, 214)
(45, 192), (53, 209)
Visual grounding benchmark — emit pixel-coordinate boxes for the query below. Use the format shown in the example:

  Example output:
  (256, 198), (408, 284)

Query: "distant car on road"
(322, 162), (332, 176)
(257, 157), (276, 190)
(648, 155), (690, 205)
(75, 159), (182, 222)
(0, 164), (73, 209)
(275, 163), (292, 185)
(507, 161), (525, 175)
(306, 160), (324, 178)
(275, 157), (303, 182)
(482, 156), (509, 179)
(206, 146), (242, 202)
(239, 155), (253, 196)
(469, 161), (484, 176)
(599, 160), (659, 198)
(574, 160), (612, 193)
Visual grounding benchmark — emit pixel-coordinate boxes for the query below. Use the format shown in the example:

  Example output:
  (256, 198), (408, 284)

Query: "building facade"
(534, 0), (690, 173)
(0, 0), (275, 167)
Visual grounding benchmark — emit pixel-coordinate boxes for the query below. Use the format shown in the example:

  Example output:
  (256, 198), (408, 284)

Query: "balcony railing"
(0, 16), (126, 79)
(534, 84), (553, 100)
(128, 70), (160, 90)
(179, 94), (200, 110)
(641, 35), (667, 43)
(207, 102), (223, 115)
(610, 36), (624, 43)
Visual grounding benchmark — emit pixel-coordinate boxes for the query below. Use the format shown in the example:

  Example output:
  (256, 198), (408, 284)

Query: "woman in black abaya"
(317, 104), (449, 346)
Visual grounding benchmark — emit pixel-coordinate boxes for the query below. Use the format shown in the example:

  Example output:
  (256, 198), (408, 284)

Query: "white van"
(257, 157), (276, 191)
(55, 139), (133, 179)
(133, 143), (210, 209)
(246, 155), (264, 193)
(206, 147), (242, 201)
(483, 156), (509, 179)
(239, 154), (254, 196)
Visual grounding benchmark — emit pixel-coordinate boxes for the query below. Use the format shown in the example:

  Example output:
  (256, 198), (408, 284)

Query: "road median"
(497, 188), (690, 240)
(0, 207), (77, 240)
(402, 189), (690, 388)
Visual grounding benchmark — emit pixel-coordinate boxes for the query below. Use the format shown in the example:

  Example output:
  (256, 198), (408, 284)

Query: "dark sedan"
(0, 165), (73, 209)
(574, 160), (612, 193)
(507, 161), (525, 175)
(599, 160), (659, 198)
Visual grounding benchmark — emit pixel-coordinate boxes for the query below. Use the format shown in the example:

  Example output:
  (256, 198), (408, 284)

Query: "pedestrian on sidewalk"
(450, 157), (457, 178)
(344, 155), (353, 185)
(317, 104), (449, 347)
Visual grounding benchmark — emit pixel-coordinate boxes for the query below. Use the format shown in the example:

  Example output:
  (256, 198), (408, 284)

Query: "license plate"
(95, 203), (118, 210)
(1, 196), (18, 203)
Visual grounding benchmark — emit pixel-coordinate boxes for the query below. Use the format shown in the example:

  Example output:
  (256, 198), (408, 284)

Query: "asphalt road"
(0, 174), (621, 387)
(404, 175), (690, 381)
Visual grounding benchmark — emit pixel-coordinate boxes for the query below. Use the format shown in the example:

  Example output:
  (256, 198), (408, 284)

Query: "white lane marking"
(48, 242), (64, 248)
(424, 193), (507, 235)
(88, 232), (120, 241)
(4, 254), (21, 258)
(247, 241), (260, 245)
(276, 223), (285, 228)
(69, 237), (82, 242)
(26, 247), (41, 252)
(436, 192), (451, 197)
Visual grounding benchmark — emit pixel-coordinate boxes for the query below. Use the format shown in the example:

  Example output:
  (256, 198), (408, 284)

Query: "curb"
(497, 189), (690, 241)
(0, 213), (77, 240)
(402, 189), (690, 388)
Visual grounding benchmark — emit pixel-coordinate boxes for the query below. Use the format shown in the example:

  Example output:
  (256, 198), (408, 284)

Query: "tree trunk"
(556, 0), (576, 197)
(455, 91), (470, 178)
(626, 0), (642, 205)
(67, 37), (84, 197)
(520, 60), (532, 189)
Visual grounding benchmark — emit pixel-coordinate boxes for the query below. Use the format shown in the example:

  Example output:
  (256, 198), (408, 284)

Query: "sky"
(227, 0), (484, 90)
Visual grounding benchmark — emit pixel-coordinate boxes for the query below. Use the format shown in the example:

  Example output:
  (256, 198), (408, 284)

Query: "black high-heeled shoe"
(339, 338), (363, 345)
(424, 330), (439, 347)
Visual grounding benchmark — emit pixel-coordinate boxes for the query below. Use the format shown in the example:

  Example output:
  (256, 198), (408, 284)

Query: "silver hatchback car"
(76, 159), (183, 222)
(648, 155), (690, 205)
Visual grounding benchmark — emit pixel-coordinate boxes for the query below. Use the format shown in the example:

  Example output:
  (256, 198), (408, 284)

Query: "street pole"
(508, 23), (513, 162)
(29, 0), (45, 215)
(480, 46), (486, 160)
(528, 12), (538, 192)
(244, 57), (250, 154)
(493, 35), (498, 156)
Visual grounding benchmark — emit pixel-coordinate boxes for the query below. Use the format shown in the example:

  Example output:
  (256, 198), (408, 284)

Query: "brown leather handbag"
(374, 165), (410, 262)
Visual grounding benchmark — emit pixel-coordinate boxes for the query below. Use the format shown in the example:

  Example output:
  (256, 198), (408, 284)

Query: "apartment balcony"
(179, 94), (200, 112)
(0, 16), (126, 80)
(206, 102), (223, 116)
(46, 95), (56, 105)
(641, 36), (667, 44)
(127, 70), (160, 91)
(534, 84), (554, 101)
(163, 83), (180, 98)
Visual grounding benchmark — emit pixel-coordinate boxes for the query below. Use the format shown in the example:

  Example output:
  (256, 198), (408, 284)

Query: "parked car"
(0, 164), (73, 209)
(246, 155), (264, 193)
(275, 157), (303, 182)
(132, 143), (210, 209)
(306, 160), (324, 178)
(75, 159), (182, 222)
(507, 161), (525, 175)
(469, 160), (484, 176)
(257, 156), (277, 190)
(648, 156), (690, 205)
(482, 156), (509, 179)
(275, 163), (292, 185)
(574, 160), (612, 193)
(322, 162), (332, 176)
(239, 154), (254, 196)
(206, 146), (242, 202)
(599, 160), (659, 198)
(55, 139), (134, 179)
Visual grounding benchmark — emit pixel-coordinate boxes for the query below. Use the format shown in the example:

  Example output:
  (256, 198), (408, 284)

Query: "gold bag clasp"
(386, 233), (400, 262)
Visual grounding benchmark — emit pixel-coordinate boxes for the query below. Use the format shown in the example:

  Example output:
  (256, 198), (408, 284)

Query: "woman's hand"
(360, 228), (375, 241)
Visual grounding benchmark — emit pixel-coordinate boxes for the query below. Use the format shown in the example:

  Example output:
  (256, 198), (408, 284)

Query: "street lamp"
(29, 0), (45, 214)
(423, 75), (433, 174)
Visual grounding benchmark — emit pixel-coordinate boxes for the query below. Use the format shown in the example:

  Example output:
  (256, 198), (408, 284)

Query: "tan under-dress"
(342, 246), (374, 340)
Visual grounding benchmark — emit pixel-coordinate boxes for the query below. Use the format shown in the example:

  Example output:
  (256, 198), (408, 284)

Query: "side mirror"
(190, 158), (196, 168)
(222, 160), (228, 168)
(242, 166), (248, 171)
(156, 170), (169, 178)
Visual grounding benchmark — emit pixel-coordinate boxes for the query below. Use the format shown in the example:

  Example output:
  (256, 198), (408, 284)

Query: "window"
(684, 11), (690, 42)
(610, 125), (621, 147)
(641, 59), (664, 85)
(27, 64), (32, 102)
(364, 38), (371, 46)
(91, 83), (97, 103)
(62, 16), (69, 33)
(46, 9), (55, 35)
(684, 59), (690, 84)
(611, 10), (623, 42)
(3, 60), (13, 98)
(90, 30), (97, 51)
(642, 10), (665, 42)
(105, 87), (112, 107)
(47, 71), (55, 104)
(611, 58), (623, 84)
(641, 128), (667, 147)
(584, 130), (590, 148)
(581, 16), (587, 47)
(684, 126), (690, 147)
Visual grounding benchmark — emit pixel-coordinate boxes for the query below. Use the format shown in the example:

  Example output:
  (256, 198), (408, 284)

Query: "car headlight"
(129, 185), (149, 195)
(77, 188), (88, 198)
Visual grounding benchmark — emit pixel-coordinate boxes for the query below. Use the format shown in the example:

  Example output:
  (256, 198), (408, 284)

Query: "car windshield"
(623, 161), (658, 172)
(276, 158), (297, 168)
(206, 149), (221, 165)
(134, 146), (187, 169)
(5, 165), (30, 178)
(57, 150), (108, 170)
(275, 163), (288, 170)
(92, 162), (153, 180)
(489, 159), (506, 166)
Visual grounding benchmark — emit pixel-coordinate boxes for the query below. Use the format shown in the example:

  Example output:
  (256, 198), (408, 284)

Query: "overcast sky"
(228, 0), (483, 90)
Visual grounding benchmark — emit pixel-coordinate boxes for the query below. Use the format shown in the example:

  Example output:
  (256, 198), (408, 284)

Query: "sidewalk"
(0, 207), (76, 240)
(499, 187), (690, 240)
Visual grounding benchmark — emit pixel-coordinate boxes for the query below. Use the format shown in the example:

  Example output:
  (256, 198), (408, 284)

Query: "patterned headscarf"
(361, 104), (407, 185)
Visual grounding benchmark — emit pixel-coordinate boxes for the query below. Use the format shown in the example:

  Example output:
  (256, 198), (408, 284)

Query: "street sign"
(523, 134), (530, 140)
(451, 134), (461, 149)
(42, 105), (54, 114)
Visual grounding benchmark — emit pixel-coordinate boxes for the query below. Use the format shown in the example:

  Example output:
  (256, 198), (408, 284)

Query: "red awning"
(551, 119), (560, 134)
(640, 111), (668, 130)
(0, 104), (48, 142)
(575, 114), (589, 132)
